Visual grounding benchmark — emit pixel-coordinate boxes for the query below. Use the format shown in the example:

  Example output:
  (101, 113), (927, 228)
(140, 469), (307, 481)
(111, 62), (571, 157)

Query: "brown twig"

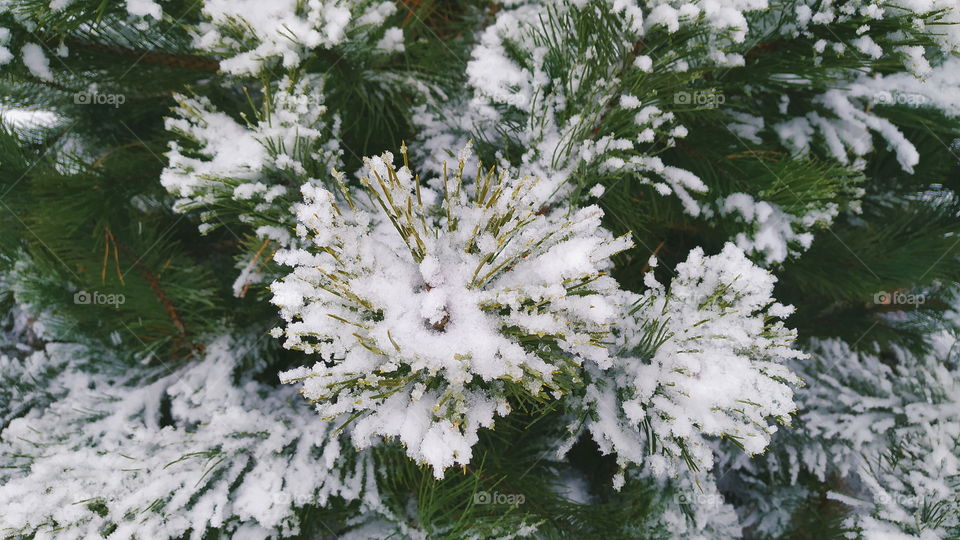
(102, 227), (125, 285)
(110, 234), (187, 337)
(640, 240), (665, 274)
(238, 238), (272, 298)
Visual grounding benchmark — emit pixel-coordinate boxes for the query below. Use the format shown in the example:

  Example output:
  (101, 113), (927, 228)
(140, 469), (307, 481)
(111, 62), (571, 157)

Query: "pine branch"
(58, 37), (220, 72)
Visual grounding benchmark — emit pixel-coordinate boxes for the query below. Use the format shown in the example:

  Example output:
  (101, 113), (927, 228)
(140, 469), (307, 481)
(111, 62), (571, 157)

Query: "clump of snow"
(418, 1), (713, 214)
(271, 145), (632, 477)
(734, 336), (960, 537)
(0, 28), (12, 66)
(162, 75), (342, 291)
(575, 243), (804, 479)
(21, 43), (53, 81)
(0, 336), (383, 538)
(125, 0), (161, 18)
(719, 193), (832, 264)
(193, 0), (398, 75)
(788, 0), (960, 60)
(375, 27), (404, 53)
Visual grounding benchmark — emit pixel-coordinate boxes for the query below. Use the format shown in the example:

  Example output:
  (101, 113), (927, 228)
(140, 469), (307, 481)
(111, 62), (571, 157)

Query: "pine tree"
(0, 0), (958, 538)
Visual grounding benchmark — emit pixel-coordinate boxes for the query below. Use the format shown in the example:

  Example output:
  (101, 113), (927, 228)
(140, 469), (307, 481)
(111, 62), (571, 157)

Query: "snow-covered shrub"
(576, 244), (804, 482)
(2, 0), (960, 536)
(163, 75), (342, 243)
(162, 75), (343, 295)
(797, 338), (960, 537)
(0, 337), (382, 539)
(723, 335), (960, 538)
(415, 0), (712, 212)
(270, 144), (632, 476)
(192, 0), (403, 75)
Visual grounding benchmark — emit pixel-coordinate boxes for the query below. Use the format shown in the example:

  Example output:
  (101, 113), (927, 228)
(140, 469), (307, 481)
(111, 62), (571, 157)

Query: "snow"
(21, 43), (53, 81)
(774, 117), (814, 155)
(0, 28), (11, 66)
(852, 57), (960, 116)
(577, 243), (804, 477)
(1, 108), (58, 128)
(738, 337), (960, 537)
(162, 76), (342, 291)
(852, 35), (883, 58)
(726, 112), (764, 144)
(634, 54), (652, 72)
(418, 1), (722, 215)
(789, 0), (960, 63)
(193, 0), (396, 75)
(0, 337), (379, 539)
(719, 193), (829, 264)
(271, 145), (632, 476)
(163, 98), (266, 198)
(771, 77), (927, 174)
(4, 0), (960, 536)
(375, 27), (404, 53)
(125, 0), (162, 18)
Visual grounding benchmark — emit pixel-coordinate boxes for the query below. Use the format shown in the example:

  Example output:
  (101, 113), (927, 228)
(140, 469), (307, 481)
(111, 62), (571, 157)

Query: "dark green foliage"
(1, 0), (959, 538)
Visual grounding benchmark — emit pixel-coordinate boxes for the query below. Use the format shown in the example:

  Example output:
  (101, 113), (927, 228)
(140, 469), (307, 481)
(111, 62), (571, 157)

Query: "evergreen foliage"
(0, 0), (959, 538)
